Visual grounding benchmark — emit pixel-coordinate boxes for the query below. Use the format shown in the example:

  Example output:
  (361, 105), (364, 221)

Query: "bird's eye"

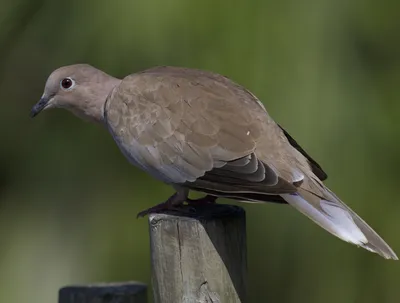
(60, 78), (75, 90)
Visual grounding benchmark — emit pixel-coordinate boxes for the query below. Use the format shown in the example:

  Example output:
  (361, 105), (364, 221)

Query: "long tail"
(281, 186), (398, 260)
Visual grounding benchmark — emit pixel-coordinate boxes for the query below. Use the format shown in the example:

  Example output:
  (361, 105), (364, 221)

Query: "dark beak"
(30, 96), (49, 118)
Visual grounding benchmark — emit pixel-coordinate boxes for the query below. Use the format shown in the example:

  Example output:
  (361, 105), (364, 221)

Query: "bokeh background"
(1, 0), (400, 302)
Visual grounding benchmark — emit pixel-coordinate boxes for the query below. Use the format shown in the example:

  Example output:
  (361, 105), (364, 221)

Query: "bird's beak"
(30, 96), (50, 118)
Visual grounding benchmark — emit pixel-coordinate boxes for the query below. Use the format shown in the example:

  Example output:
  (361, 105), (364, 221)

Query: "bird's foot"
(136, 203), (196, 218)
(136, 202), (174, 218)
(186, 195), (218, 206)
(136, 189), (189, 218)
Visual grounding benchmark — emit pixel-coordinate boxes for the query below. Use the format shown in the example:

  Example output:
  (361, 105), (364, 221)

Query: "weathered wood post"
(58, 282), (147, 303)
(149, 204), (247, 303)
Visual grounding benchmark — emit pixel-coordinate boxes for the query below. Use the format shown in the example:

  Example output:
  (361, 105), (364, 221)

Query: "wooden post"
(58, 282), (147, 303)
(149, 204), (247, 303)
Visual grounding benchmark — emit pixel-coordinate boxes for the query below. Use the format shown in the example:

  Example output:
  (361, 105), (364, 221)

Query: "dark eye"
(60, 77), (75, 90)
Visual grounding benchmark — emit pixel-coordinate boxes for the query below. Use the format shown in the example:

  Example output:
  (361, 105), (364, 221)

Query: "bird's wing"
(104, 66), (397, 259)
(104, 66), (299, 192)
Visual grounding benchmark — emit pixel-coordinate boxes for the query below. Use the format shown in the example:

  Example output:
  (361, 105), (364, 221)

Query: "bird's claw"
(136, 204), (168, 218)
(136, 203), (196, 218)
(186, 195), (217, 206)
(136, 193), (216, 218)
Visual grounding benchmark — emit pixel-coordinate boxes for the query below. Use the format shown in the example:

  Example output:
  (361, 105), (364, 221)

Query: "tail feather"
(281, 187), (398, 260)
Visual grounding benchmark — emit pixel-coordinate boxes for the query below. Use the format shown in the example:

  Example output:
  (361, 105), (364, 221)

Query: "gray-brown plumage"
(31, 64), (398, 260)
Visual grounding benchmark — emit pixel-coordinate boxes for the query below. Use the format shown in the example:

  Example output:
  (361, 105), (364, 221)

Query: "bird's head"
(30, 64), (121, 123)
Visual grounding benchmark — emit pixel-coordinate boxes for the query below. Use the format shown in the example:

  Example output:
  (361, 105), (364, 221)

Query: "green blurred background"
(1, 0), (400, 302)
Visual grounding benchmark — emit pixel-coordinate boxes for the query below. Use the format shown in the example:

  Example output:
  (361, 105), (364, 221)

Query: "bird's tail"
(281, 183), (398, 260)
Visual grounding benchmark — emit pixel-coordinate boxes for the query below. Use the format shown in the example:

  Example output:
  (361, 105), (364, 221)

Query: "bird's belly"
(108, 129), (176, 184)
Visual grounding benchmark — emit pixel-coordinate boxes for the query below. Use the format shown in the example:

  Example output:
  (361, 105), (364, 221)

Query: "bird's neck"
(72, 77), (122, 125)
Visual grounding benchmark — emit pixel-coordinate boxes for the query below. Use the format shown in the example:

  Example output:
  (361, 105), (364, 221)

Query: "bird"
(30, 63), (397, 260)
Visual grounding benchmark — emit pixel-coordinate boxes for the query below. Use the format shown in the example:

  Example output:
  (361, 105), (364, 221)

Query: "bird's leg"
(136, 187), (189, 218)
(186, 195), (218, 205)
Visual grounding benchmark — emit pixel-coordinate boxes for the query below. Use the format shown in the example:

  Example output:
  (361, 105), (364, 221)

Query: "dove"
(30, 64), (397, 260)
